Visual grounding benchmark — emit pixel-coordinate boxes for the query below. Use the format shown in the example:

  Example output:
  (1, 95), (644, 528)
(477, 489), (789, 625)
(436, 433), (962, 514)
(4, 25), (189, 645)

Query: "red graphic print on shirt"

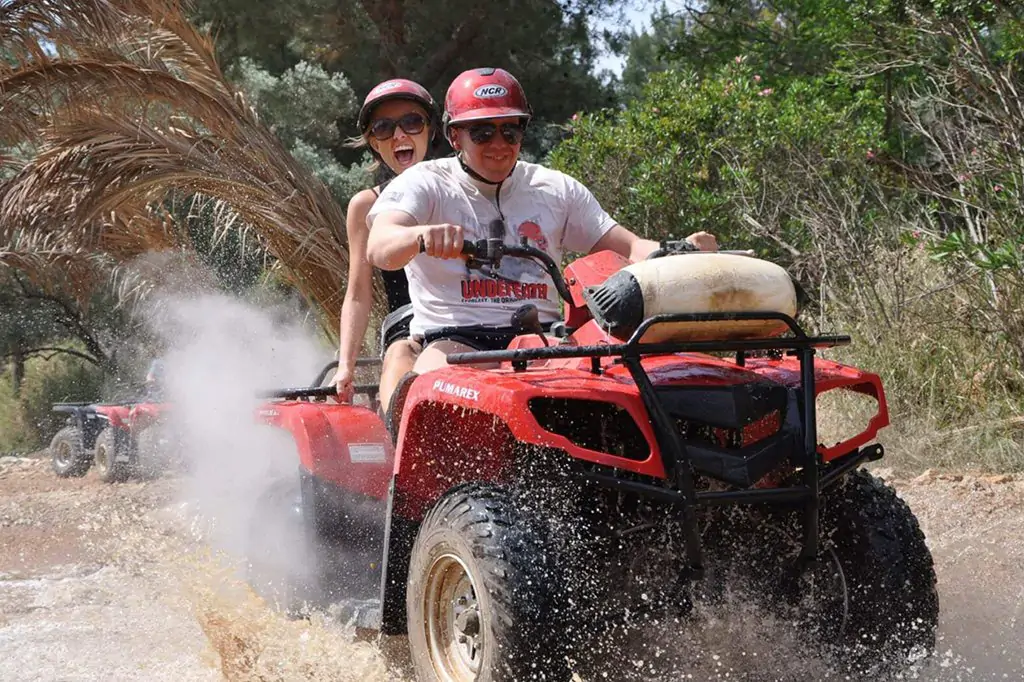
(461, 278), (549, 302)
(516, 220), (548, 251)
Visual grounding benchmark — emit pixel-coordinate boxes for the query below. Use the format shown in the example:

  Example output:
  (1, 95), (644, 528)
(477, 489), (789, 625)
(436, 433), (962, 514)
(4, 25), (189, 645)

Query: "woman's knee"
(383, 337), (421, 367)
(412, 340), (469, 373)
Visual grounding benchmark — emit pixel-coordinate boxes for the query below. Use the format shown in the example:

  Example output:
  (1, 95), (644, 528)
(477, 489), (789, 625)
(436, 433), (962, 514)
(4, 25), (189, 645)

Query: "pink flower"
(866, 149), (876, 159)
(735, 55), (745, 64)
(995, 184), (1004, 192)
(652, 107), (660, 113)
(571, 113), (579, 121)
(754, 75), (761, 83)
(912, 230), (922, 239)
(757, 88), (773, 96)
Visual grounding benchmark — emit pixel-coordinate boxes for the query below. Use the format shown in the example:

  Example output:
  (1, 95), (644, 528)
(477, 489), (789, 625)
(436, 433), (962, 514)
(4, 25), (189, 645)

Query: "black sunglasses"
(463, 121), (525, 146)
(369, 112), (428, 140)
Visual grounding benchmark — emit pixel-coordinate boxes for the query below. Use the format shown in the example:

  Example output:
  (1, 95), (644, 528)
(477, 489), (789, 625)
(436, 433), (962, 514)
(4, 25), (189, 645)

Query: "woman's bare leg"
(378, 338), (422, 411)
(412, 339), (500, 374)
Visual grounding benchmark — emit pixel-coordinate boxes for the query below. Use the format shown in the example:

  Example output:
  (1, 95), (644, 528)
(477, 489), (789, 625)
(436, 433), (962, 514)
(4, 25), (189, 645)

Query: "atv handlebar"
(647, 238), (755, 259)
(256, 359), (382, 402)
(419, 222), (754, 306)
(418, 220), (575, 305)
(461, 239), (576, 304)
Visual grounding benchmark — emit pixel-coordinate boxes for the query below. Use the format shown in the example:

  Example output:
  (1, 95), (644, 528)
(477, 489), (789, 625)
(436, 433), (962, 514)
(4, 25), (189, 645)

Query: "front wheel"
(93, 427), (131, 483)
(814, 469), (939, 675)
(406, 484), (569, 682)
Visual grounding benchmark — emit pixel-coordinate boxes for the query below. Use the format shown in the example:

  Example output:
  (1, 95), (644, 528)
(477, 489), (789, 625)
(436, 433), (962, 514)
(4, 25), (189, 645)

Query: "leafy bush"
(549, 61), (886, 259)
(3, 352), (104, 452)
(549, 59), (1024, 470)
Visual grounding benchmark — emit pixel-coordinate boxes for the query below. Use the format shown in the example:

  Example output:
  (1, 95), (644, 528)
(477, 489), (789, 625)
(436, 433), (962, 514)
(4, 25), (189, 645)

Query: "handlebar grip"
(420, 235), (478, 258)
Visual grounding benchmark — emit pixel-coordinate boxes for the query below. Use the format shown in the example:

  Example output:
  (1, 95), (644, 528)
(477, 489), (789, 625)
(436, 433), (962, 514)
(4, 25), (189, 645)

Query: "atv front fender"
(744, 356), (889, 461)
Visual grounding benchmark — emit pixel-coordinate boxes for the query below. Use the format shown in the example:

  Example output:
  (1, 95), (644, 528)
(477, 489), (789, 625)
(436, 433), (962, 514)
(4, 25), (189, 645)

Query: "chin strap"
(458, 153), (512, 186)
(458, 153), (510, 222)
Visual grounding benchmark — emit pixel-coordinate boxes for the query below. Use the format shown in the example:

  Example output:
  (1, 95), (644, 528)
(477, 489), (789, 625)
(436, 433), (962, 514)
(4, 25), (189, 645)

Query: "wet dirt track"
(1, 455), (1022, 681)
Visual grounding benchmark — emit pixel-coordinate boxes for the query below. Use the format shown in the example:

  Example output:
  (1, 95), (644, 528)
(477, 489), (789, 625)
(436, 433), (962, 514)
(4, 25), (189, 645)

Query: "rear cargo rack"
(447, 311), (872, 578)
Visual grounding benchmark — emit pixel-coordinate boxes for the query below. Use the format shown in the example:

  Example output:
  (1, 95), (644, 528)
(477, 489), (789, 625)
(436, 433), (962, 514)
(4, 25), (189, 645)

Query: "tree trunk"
(12, 344), (25, 396)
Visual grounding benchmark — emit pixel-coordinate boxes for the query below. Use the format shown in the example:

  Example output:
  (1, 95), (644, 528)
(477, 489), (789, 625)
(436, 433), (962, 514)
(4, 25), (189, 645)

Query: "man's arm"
(589, 225), (719, 263)
(366, 210), (423, 271)
(366, 210), (465, 271)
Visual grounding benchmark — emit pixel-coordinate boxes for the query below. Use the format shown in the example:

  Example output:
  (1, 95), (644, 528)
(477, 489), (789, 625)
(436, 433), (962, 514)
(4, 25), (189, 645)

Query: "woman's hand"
(331, 365), (355, 403)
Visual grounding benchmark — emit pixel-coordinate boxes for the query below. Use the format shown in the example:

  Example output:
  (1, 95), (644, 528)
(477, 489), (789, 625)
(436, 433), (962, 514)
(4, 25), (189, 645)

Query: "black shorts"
(422, 324), (552, 352)
(380, 304), (415, 357)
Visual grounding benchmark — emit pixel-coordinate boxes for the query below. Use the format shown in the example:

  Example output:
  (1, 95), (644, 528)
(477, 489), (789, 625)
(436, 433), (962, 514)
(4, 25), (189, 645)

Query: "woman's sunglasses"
(462, 121), (525, 146)
(369, 112), (428, 140)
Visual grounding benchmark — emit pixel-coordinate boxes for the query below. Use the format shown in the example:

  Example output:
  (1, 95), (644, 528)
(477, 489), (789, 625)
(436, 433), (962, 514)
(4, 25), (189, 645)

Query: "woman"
(331, 78), (439, 411)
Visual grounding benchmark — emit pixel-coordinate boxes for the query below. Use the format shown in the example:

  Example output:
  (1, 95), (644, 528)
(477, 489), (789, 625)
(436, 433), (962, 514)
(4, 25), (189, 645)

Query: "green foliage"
(550, 62), (885, 252)
(620, 1), (875, 92)
(229, 58), (365, 205)
(230, 58), (357, 150)
(189, 0), (624, 159)
(287, 139), (372, 207)
(0, 349), (104, 452)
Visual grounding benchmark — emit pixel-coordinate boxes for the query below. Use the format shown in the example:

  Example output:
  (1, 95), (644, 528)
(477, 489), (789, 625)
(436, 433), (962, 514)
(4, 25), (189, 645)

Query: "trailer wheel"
(93, 428), (131, 483)
(245, 479), (319, 618)
(50, 426), (91, 478)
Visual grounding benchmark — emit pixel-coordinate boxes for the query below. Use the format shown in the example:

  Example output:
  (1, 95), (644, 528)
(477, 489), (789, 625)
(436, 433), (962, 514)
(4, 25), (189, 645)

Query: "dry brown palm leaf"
(3, 106), (348, 316)
(0, 0), (362, 338)
(0, 232), (108, 297)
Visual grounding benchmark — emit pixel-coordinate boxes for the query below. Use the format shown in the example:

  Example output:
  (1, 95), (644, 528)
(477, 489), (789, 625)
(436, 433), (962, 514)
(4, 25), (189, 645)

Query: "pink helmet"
(443, 68), (532, 134)
(357, 78), (437, 132)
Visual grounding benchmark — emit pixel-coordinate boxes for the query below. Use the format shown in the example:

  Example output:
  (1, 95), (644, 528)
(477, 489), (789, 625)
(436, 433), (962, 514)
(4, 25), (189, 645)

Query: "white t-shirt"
(367, 157), (617, 335)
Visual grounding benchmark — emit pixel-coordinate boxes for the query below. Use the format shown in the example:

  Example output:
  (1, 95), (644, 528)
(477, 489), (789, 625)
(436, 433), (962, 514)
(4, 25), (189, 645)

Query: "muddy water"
(1, 456), (1022, 681)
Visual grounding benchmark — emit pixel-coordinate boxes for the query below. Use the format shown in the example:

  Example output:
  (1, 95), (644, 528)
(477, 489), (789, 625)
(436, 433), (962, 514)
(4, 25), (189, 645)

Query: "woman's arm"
(334, 189), (380, 398)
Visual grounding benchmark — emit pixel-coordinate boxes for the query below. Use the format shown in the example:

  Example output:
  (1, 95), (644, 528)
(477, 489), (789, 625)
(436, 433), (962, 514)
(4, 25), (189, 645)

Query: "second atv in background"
(49, 359), (176, 482)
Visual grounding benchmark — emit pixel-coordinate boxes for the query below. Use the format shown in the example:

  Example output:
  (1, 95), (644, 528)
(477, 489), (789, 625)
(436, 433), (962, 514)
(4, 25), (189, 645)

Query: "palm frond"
(0, 0), (365, 337)
(0, 233), (108, 295)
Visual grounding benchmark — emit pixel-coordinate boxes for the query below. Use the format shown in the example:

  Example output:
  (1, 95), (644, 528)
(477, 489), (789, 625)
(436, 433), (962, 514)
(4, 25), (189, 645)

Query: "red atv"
(250, 231), (938, 680)
(50, 399), (172, 482)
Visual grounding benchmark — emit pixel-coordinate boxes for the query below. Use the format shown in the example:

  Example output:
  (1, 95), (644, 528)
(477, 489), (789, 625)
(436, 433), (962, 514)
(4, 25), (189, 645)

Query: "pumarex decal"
(432, 379), (480, 401)
(349, 443), (387, 464)
(473, 85), (508, 99)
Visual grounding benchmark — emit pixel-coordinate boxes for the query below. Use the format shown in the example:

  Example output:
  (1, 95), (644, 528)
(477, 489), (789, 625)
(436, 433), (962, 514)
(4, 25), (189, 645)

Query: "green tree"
(228, 57), (372, 204)
(189, 0), (625, 157)
(551, 62), (885, 255)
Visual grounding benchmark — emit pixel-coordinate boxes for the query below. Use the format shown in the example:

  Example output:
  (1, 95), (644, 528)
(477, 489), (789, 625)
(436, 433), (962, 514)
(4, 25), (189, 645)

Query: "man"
(366, 67), (717, 374)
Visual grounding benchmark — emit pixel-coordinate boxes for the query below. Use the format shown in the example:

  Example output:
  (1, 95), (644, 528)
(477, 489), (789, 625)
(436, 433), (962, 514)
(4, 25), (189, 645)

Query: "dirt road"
(1, 455), (1021, 681)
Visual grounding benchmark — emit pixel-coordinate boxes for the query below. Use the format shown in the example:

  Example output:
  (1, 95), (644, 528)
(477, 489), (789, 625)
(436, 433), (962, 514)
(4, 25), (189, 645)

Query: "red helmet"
(443, 68), (532, 133)
(358, 78), (437, 132)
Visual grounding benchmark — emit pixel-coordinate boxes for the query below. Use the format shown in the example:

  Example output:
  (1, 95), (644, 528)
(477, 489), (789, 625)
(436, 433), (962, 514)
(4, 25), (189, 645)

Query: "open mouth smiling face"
(368, 99), (431, 174)
(393, 142), (416, 168)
